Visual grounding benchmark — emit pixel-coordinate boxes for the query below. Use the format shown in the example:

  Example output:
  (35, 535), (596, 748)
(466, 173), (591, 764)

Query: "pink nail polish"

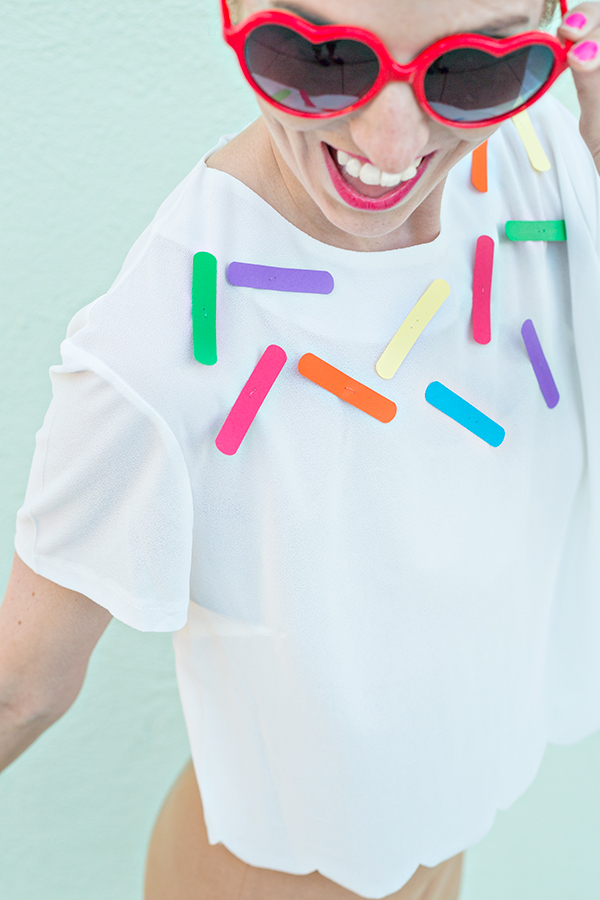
(572, 40), (599, 62)
(564, 12), (587, 29)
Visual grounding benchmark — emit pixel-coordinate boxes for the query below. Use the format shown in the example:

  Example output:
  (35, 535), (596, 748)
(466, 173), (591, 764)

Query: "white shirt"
(14, 94), (600, 898)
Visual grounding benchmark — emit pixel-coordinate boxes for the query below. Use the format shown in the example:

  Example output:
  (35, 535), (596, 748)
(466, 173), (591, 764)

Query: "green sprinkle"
(192, 251), (217, 365)
(272, 89), (292, 102)
(505, 220), (566, 241)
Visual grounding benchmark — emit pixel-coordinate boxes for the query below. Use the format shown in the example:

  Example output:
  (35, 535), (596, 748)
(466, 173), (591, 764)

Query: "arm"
(0, 551), (112, 773)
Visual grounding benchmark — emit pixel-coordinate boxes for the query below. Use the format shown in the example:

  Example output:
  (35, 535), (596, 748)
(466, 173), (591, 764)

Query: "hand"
(558, 3), (600, 173)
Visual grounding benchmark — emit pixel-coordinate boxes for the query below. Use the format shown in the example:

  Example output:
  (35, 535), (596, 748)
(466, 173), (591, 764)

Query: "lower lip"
(323, 144), (435, 212)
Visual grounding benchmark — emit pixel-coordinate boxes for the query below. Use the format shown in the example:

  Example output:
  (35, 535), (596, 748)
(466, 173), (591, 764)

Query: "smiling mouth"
(323, 143), (434, 211)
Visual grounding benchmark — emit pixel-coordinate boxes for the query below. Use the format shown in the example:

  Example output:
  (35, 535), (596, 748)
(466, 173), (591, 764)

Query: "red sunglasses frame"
(221, 0), (572, 128)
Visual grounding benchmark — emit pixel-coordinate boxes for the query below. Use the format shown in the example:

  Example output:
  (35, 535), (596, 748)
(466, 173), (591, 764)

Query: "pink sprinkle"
(564, 12), (587, 29)
(215, 346), (287, 455)
(472, 236), (494, 345)
(572, 40), (599, 62)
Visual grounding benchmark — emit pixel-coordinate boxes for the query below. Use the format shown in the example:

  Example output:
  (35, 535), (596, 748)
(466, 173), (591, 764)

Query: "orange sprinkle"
(472, 141), (488, 193)
(298, 353), (396, 423)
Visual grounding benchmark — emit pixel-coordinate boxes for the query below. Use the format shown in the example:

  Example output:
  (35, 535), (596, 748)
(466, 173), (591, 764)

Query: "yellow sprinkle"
(511, 110), (551, 172)
(376, 279), (451, 380)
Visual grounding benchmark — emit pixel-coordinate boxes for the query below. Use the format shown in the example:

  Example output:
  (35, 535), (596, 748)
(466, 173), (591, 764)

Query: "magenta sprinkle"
(215, 345), (287, 455)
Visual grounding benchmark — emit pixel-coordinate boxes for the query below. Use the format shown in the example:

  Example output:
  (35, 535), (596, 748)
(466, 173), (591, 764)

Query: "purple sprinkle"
(227, 262), (334, 294)
(521, 319), (559, 408)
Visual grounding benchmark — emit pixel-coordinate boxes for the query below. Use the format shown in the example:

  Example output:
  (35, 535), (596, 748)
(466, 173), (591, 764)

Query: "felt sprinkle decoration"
(471, 141), (488, 193)
(215, 345), (287, 455)
(505, 220), (566, 241)
(425, 382), (505, 447)
(511, 110), (551, 172)
(192, 252), (218, 365)
(472, 236), (494, 345)
(227, 262), (334, 294)
(376, 279), (450, 379)
(298, 353), (396, 423)
(521, 319), (560, 408)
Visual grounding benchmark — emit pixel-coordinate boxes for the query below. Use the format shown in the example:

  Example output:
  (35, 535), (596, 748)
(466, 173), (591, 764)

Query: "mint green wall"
(0, 2), (598, 898)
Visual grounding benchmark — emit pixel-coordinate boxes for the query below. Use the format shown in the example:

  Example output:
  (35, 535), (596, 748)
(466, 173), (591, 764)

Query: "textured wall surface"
(0, 2), (599, 899)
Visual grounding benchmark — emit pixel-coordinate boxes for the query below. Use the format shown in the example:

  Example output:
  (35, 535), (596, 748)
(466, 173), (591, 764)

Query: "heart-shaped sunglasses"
(221, 0), (572, 127)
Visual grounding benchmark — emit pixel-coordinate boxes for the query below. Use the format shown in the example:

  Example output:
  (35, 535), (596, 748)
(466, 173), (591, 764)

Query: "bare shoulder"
(205, 117), (282, 208)
(205, 117), (265, 175)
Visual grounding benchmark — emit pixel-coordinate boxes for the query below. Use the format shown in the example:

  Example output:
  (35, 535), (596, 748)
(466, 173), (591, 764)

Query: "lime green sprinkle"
(505, 220), (567, 241)
(192, 251), (217, 365)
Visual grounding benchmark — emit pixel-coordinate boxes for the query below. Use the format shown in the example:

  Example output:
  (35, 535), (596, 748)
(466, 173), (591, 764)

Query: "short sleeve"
(14, 344), (194, 632)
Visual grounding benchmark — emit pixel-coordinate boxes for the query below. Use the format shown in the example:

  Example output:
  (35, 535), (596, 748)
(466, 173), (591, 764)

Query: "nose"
(348, 81), (431, 174)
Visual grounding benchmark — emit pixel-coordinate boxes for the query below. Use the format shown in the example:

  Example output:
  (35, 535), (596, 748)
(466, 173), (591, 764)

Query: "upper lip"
(335, 149), (371, 164)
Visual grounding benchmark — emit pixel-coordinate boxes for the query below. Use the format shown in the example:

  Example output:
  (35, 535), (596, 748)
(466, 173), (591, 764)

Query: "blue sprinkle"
(425, 382), (505, 447)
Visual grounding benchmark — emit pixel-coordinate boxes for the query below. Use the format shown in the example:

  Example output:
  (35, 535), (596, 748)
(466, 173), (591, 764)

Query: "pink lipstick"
(323, 144), (434, 212)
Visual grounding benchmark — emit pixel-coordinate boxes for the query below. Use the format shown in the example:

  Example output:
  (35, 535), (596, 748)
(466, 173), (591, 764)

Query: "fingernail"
(572, 40), (599, 62)
(564, 12), (587, 29)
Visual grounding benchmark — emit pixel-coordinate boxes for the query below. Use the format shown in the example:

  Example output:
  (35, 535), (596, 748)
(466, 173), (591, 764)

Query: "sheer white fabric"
(14, 94), (600, 897)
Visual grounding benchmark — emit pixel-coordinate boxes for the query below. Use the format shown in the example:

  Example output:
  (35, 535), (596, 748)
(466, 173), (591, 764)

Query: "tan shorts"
(144, 760), (464, 900)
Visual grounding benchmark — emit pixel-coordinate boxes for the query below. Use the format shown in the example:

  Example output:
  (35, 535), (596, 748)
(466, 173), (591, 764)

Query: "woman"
(2, 1), (600, 898)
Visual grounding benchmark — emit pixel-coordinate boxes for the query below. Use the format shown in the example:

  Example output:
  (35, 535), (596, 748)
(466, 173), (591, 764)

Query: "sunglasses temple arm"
(558, 0), (575, 54)
(221, 0), (232, 30)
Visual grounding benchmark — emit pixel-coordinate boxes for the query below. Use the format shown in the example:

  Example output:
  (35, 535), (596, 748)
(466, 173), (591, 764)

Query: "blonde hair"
(227, 1), (562, 30)
(227, 0), (242, 25)
(541, 0), (560, 26)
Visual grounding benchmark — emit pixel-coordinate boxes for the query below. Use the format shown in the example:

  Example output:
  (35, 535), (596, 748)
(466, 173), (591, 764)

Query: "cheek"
(258, 103), (345, 167)
(441, 118), (499, 145)
(259, 106), (334, 143)
(256, 95), (356, 143)
(443, 123), (501, 160)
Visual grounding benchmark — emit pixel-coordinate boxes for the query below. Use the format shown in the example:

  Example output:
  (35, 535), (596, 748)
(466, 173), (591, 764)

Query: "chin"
(312, 183), (431, 240)
(325, 208), (413, 239)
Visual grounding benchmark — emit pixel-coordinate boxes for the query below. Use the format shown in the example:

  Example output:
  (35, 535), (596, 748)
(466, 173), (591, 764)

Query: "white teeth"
(359, 163), (382, 186)
(380, 171), (403, 187)
(345, 156), (362, 178)
(339, 150), (424, 188)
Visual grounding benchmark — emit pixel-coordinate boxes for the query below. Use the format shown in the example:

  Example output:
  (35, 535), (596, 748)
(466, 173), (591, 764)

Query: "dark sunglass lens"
(244, 24), (380, 113)
(424, 44), (555, 122)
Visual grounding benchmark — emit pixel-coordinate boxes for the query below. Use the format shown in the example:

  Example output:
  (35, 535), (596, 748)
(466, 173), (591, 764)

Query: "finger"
(557, 1), (600, 42)
(567, 31), (600, 75)
(557, 4), (600, 85)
